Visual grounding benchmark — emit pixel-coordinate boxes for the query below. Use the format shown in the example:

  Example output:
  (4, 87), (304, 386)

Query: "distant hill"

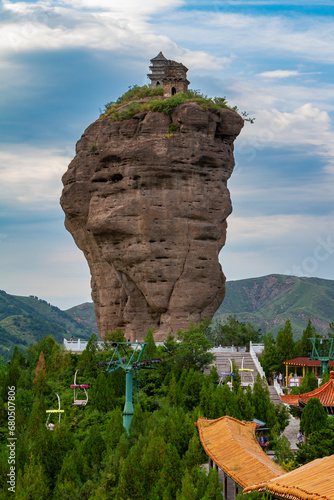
(214, 274), (334, 338)
(1, 274), (333, 360)
(0, 291), (95, 361)
(65, 302), (99, 335)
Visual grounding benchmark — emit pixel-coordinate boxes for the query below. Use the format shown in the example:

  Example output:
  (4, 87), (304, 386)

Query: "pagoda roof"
(150, 51), (167, 61)
(196, 416), (284, 488)
(283, 357), (334, 367)
(244, 454), (334, 500)
(280, 371), (334, 407)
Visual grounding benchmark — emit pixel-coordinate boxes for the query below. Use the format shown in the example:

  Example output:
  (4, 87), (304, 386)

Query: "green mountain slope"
(0, 290), (94, 361)
(214, 274), (334, 338)
(65, 302), (99, 335)
(1, 274), (333, 360)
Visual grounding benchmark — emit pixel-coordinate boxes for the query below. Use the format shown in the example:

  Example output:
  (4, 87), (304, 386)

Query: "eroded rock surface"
(61, 102), (244, 341)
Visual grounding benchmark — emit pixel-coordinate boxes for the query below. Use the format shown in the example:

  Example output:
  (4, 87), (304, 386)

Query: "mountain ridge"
(213, 274), (334, 338)
(0, 274), (333, 360)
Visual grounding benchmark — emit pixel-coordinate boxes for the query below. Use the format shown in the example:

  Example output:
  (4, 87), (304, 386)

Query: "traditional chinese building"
(196, 416), (284, 499)
(280, 370), (334, 414)
(244, 454), (334, 500)
(147, 52), (190, 97)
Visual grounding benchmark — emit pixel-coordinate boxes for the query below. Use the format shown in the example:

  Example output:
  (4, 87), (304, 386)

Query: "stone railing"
(274, 377), (284, 395)
(249, 341), (266, 379)
(210, 346), (247, 353)
(63, 339), (90, 351)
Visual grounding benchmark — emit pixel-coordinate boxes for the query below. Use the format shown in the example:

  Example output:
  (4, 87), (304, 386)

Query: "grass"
(103, 84), (254, 123)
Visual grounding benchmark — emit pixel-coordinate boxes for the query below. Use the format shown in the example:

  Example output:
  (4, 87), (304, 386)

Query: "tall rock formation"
(61, 100), (243, 341)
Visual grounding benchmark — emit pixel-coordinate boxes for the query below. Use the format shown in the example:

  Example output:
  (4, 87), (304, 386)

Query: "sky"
(0, 0), (334, 310)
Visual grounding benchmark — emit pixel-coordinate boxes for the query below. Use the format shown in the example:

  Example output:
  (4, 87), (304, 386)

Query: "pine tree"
(182, 435), (206, 471)
(200, 377), (216, 418)
(176, 468), (198, 500)
(144, 328), (157, 359)
(33, 350), (46, 384)
(276, 320), (295, 369)
(295, 319), (315, 357)
(53, 452), (82, 499)
(116, 437), (146, 499)
(300, 398), (328, 437)
(105, 408), (125, 450)
(15, 455), (49, 500)
(201, 469), (223, 500)
(252, 374), (277, 428)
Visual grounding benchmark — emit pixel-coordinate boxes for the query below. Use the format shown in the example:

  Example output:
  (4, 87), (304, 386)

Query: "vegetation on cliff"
(103, 84), (254, 122)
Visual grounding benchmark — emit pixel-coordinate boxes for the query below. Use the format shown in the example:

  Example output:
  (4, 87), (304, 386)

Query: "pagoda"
(147, 52), (190, 97)
(280, 370), (334, 414)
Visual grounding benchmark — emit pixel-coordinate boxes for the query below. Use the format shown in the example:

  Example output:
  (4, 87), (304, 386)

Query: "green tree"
(300, 398), (328, 437)
(105, 408), (125, 450)
(259, 332), (280, 377)
(182, 435), (206, 471)
(295, 319), (315, 357)
(296, 426), (334, 465)
(91, 373), (115, 413)
(176, 468), (198, 500)
(144, 328), (157, 359)
(175, 320), (214, 372)
(299, 371), (318, 394)
(252, 374), (276, 429)
(103, 328), (127, 350)
(116, 437), (146, 499)
(82, 424), (106, 471)
(276, 320), (295, 369)
(15, 455), (49, 500)
(209, 316), (262, 351)
(201, 468), (223, 500)
(53, 452), (82, 499)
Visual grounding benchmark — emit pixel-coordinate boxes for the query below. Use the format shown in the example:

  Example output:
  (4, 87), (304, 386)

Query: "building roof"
(196, 416), (284, 488)
(243, 454), (334, 500)
(283, 357), (334, 367)
(150, 51), (167, 61)
(280, 371), (334, 408)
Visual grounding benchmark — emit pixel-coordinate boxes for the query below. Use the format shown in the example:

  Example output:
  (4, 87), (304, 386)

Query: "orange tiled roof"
(280, 371), (334, 407)
(196, 416), (284, 488)
(283, 357), (334, 367)
(244, 454), (334, 500)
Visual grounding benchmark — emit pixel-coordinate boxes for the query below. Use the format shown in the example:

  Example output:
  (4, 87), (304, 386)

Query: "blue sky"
(0, 0), (333, 310)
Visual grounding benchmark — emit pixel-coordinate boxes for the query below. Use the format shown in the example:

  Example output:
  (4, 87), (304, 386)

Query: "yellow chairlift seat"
(46, 393), (64, 429)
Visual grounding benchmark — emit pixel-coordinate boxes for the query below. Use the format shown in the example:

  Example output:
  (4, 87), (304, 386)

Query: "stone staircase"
(210, 351), (282, 405)
(212, 351), (260, 388)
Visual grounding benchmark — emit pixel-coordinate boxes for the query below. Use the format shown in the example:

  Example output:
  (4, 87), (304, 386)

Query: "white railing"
(249, 341), (266, 379)
(274, 377), (284, 395)
(210, 346), (247, 353)
(63, 339), (90, 351)
(250, 343), (264, 354)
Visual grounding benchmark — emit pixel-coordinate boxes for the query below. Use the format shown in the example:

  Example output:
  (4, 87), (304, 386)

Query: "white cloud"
(220, 214), (334, 281)
(0, 145), (70, 205)
(258, 70), (300, 79)
(237, 103), (334, 174)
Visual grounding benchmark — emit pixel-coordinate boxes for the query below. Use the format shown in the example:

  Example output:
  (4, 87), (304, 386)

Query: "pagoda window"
(171, 87), (176, 95)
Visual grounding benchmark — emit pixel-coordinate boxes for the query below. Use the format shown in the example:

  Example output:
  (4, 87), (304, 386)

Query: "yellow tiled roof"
(244, 454), (334, 500)
(196, 416), (285, 488)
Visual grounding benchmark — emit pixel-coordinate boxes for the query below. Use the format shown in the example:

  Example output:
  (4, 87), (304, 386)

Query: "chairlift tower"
(105, 342), (160, 433)
(309, 337), (334, 375)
